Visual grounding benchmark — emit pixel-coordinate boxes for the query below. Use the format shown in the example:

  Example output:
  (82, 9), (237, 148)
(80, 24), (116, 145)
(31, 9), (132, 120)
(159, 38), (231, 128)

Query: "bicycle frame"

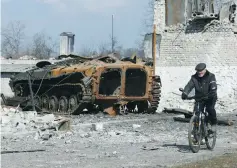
(193, 101), (208, 139)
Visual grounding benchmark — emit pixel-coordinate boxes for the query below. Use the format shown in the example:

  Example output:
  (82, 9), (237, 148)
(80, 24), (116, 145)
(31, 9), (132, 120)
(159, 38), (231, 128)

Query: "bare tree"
(108, 36), (123, 59)
(97, 38), (122, 56)
(31, 32), (58, 59)
(80, 46), (97, 57)
(109, 36), (122, 52)
(134, 39), (145, 58)
(98, 42), (110, 55)
(137, 0), (154, 39)
(1, 21), (25, 58)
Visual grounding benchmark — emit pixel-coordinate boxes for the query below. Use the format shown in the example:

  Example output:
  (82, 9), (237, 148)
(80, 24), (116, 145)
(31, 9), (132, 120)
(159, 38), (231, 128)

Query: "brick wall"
(154, 0), (237, 67)
(157, 28), (237, 66)
(153, 0), (237, 113)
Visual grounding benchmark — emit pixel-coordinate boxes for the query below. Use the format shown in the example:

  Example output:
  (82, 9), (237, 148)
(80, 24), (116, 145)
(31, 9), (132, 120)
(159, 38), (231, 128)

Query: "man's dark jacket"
(183, 70), (217, 99)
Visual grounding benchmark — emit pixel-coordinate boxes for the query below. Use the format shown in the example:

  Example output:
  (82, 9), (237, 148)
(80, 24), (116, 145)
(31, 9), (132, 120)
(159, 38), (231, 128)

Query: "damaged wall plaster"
(154, 0), (237, 113)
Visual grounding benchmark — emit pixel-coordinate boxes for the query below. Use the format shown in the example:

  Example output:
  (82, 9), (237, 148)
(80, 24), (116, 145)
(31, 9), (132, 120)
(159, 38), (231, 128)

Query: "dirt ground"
(1, 112), (237, 168)
(175, 153), (237, 168)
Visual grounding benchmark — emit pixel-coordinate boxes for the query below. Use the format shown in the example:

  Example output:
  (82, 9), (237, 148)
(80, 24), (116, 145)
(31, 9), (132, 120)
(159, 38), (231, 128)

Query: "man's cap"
(195, 63), (206, 72)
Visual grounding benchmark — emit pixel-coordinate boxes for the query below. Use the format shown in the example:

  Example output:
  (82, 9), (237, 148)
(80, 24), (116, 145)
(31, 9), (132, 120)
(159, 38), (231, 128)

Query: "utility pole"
(152, 25), (156, 75)
(152, 0), (158, 75)
(112, 14), (114, 53)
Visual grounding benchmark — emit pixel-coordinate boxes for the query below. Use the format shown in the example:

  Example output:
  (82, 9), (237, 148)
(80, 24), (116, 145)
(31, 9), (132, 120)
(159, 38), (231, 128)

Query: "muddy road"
(1, 112), (237, 168)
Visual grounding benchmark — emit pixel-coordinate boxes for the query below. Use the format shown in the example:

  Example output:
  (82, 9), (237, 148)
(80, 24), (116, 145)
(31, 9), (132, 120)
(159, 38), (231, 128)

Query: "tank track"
(13, 76), (162, 115)
(149, 75), (162, 113)
(16, 82), (92, 115)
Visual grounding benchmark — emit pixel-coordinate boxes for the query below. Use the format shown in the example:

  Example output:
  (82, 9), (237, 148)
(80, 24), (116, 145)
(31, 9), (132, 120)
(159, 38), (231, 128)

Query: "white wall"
(156, 66), (237, 113)
(0, 77), (14, 98)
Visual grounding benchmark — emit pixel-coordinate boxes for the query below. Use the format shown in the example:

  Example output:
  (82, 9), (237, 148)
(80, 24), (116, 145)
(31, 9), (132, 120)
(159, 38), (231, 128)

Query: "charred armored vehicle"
(8, 53), (161, 115)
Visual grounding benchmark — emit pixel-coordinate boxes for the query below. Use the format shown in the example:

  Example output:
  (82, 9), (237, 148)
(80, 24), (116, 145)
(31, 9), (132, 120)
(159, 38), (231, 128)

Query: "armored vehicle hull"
(9, 54), (161, 115)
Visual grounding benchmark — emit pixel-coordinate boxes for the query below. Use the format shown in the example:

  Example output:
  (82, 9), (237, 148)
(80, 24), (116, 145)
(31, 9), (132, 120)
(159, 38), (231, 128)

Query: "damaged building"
(144, 0), (237, 63)
(145, 0), (237, 112)
(149, 0), (237, 68)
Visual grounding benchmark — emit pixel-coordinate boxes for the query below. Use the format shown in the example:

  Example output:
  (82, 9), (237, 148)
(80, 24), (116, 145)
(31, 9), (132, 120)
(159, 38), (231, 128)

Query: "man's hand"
(181, 93), (188, 100)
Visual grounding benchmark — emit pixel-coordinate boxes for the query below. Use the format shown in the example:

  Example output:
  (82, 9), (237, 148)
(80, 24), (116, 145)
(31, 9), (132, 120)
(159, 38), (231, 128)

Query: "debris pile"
(163, 107), (236, 126)
(1, 106), (71, 140)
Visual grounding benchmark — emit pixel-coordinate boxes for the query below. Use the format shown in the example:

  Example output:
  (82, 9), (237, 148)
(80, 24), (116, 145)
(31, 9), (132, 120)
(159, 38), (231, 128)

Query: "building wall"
(156, 66), (237, 113)
(60, 36), (69, 55)
(60, 33), (75, 55)
(154, 0), (166, 34)
(143, 34), (162, 59)
(1, 73), (14, 98)
(155, 1), (237, 67)
(157, 27), (237, 67)
(154, 0), (237, 113)
(68, 36), (75, 54)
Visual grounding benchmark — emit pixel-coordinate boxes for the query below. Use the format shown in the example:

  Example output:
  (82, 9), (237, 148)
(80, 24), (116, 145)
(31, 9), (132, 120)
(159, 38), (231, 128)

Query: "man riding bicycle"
(181, 63), (217, 133)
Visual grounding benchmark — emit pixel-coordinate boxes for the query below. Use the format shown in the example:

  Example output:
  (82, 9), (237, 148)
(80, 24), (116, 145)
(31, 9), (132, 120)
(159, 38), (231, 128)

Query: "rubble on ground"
(1, 108), (236, 168)
(0, 106), (71, 140)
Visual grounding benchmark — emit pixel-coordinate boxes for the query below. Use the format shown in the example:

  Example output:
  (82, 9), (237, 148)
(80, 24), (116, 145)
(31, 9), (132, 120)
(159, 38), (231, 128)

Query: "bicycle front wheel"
(205, 123), (217, 150)
(188, 115), (201, 153)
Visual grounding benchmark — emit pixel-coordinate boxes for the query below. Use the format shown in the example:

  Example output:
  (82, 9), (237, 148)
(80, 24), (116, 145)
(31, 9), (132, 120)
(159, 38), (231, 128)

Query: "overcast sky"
(1, 0), (152, 52)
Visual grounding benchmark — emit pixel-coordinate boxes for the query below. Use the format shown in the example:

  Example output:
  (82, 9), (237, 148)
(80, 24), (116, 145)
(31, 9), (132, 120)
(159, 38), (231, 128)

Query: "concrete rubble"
(1, 106), (71, 140)
(1, 107), (236, 168)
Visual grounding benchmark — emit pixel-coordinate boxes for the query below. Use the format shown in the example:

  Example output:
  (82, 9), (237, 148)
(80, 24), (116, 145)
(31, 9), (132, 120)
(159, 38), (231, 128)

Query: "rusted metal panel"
(93, 65), (153, 100)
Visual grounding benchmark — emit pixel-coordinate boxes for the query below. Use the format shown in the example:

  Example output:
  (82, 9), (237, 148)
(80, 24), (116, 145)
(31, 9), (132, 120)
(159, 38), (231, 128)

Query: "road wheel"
(68, 95), (78, 114)
(49, 95), (59, 112)
(58, 96), (68, 113)
(41, 95), (49, 111)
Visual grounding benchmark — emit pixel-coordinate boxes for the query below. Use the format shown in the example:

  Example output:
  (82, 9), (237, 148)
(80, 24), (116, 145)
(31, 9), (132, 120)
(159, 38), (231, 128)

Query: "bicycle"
(179, 88), (217, 153)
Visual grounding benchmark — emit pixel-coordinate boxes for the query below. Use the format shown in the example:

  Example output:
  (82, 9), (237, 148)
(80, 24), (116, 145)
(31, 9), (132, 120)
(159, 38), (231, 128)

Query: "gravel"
(1, 108), (237, 168)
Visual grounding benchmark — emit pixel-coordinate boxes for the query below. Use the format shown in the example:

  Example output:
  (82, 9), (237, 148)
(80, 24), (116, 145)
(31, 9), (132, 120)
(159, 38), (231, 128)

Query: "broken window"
(125, 68), (147, 97)
(99, 68), (121, 96)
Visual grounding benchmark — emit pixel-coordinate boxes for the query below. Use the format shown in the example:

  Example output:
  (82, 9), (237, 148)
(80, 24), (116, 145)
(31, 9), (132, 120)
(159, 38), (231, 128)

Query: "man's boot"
(207, 124), (216, 138)
(201, 139), (205, 145)
(211, 124), (217, 133)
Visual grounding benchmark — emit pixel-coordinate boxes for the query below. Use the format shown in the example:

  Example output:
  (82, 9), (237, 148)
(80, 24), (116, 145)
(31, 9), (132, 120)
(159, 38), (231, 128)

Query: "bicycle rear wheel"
(205, 123), (217, 150)
(188, 115), (202, 153)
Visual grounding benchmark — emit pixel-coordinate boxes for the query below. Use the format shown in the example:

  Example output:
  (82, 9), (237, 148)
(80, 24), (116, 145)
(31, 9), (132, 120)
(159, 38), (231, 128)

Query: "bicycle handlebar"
(179, 88), (210, 101)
